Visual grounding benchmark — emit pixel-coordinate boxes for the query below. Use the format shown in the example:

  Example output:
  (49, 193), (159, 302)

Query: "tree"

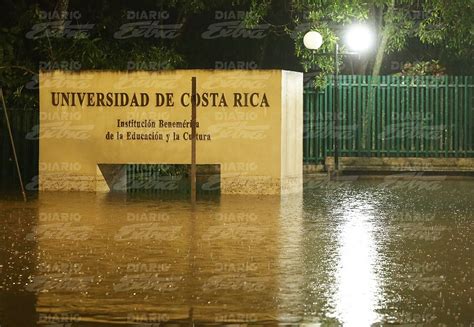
(244, 0), (474, 84)
(1, 0), (472, 108)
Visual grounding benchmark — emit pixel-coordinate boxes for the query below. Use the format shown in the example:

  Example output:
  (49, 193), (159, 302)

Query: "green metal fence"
(304, 75), (474, 163)
(126, 164), (219, 196)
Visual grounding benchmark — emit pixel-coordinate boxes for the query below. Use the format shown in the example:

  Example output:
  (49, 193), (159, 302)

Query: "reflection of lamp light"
(345, 24), (374, 53)
(303, 31), (323, 50)
(334, 198), (380, 326)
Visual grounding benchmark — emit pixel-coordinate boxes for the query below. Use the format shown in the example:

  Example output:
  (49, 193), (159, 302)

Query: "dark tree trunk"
(56, 0), (69, 33)
(372, 0), (395, 76)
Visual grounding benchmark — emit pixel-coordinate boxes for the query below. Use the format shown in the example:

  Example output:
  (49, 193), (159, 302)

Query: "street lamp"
(303, 24), (373, 174)
(303, 31), (323, 50)
(345, 24), (374, 53)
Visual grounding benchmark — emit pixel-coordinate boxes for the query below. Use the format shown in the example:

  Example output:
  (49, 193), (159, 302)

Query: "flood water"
(0, 179), (472, 326)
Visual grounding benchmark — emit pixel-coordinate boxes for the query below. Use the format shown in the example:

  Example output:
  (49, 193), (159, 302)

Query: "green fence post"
(464, 76), (468, 157)
(303, 88), (309, 162)
(357, 76), (361, 156)
(421, 76), (425, 156)
(348, 75), (352, 156)
(430, 76), (435, 157)
(454, 76), (459, 156)
(381, 76), (386, 156)
(321, 77), (330, 159)
(317, 88), (322, 162)
(435, 76), (440, 157)
(445, 76), (449, 157)
(328, 76), (332, 157)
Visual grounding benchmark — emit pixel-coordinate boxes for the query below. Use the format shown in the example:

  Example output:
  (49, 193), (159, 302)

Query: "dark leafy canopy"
(0, 0), (472, 108)
(248, 0), (474, 85)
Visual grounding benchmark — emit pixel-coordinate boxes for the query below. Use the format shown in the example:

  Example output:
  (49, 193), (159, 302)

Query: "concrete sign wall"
(39, 70), (302, 194)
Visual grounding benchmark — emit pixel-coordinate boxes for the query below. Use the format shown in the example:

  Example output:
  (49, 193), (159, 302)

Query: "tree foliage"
(246, 0), (473, 85)
(0, 0), (472, 107)
(397, 59), (446, 76)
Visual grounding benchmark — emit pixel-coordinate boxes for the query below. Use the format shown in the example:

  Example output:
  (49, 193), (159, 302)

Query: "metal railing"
(304, 75), (474, 163)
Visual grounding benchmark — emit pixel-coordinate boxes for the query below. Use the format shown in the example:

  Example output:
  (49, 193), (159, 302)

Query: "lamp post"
(303, 25), (373, 173)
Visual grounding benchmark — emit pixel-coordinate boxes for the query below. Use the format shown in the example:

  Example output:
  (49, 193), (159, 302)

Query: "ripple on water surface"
(0, 180), (472, 326)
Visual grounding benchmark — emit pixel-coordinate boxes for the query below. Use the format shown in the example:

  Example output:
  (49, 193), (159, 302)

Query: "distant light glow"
(303, 31), (323, 50)
(345, 24), (374, 53)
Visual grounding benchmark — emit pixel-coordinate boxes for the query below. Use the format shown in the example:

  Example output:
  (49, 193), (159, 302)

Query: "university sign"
(39, 70), (302, 194)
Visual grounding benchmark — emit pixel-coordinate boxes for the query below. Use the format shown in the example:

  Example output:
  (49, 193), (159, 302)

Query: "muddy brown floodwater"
(0, 179), (472, 326)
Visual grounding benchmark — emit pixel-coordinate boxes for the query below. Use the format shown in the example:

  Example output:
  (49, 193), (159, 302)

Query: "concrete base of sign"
(40, 167), (302, 195)
(39, 70), (303, 195)
(325, 157), (474, 173)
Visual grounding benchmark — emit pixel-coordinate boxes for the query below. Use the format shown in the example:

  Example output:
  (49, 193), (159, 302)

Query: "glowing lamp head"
(345, 24), (374, 53)
(303, 31), (323, 50)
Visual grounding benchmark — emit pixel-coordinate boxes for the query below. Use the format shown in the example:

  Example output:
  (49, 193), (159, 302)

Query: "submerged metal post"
(190, 77), (197, 204)
(0, 88), (27, 201)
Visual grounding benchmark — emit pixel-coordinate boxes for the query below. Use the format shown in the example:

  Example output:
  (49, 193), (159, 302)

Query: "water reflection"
(277, 194), (305, 323)
(334, 196), (380, 326)
(0, 180), (472, 326)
